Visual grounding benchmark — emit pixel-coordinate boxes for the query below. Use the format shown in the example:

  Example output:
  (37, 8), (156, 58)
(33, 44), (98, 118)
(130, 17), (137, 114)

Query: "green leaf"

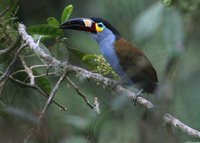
(68, 48), (86, 61)
(82, 54), (97, 61)
(12, 71), (28, 81)
(34, 34), (56, 41)
(39, 43), (52, 56)
(133, 2), (164, 41)
(163, 0), (173, 7)
(51, 43), (69, 62)
(35, 76), (52, 95)
(61, 4), (73, 23)
(31, 67), (52, 95)
(47, 17), (60, 27)
(82, 54), (98, 68)
(28, 24), (63, 36)
(0, 54), (10, 64)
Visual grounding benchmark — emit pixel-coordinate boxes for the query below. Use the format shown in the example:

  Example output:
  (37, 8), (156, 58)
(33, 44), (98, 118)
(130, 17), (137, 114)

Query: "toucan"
(60, 17), (158, 94)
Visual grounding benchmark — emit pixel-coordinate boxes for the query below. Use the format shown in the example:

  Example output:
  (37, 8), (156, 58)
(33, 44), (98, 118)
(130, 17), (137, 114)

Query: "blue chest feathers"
(98, 35), (132, 84)
(90, 28), (132, 84)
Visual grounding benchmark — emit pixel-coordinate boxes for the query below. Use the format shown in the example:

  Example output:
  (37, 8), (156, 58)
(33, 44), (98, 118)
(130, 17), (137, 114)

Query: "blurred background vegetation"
(0, 0), (200, 143)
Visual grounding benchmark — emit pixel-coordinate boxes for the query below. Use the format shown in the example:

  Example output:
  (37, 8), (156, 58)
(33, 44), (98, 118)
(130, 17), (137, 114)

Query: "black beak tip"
(59, 22), (67, 29)
(59, 25), (64, 29)
(59, 25), (63, 29)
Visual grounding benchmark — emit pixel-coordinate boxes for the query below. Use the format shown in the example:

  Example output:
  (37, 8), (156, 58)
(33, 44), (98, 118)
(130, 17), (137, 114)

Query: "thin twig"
(65, 76), (94, 110)
(10, 69), (26, 76)
(0, 0), (14, 17)
(9, 75), (32, 86)
(0, 80), (7, 96)
(93, 97), (100, 114)
(10, 65), (50, 77)
(0, 71), (67, 110)
(0, 43), (25, 84)
(30, 64), (48, 69)
(34, 72), (55, 78)
(164, 114), (200, 140)
(34, 81), (67, 111)
(20, 56), (35, 85)
(39, 71), (67, 119)
(0, 35), (21, 55)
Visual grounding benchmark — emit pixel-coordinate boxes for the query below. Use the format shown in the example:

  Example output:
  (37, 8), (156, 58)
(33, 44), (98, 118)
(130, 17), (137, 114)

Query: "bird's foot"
(133, 89), (143, 105)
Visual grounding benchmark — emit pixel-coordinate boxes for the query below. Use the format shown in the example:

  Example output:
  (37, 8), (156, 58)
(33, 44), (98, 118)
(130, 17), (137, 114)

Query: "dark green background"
(0, 0), (200, 142)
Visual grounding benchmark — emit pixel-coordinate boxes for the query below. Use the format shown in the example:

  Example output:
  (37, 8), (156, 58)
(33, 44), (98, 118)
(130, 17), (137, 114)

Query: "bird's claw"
(133, 89), (143, 105)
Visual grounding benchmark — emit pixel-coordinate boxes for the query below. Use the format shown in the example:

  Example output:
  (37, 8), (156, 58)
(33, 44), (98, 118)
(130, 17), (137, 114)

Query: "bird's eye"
(97, 23), (104, 28)
(96, 22), (105, 32)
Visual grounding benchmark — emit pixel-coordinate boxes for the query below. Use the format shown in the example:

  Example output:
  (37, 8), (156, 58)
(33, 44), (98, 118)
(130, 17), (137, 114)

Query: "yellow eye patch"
(95, 22), (105, 32)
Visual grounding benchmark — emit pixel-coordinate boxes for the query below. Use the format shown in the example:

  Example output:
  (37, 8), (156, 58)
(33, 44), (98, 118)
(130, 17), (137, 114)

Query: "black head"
(90, 17), (121, 38)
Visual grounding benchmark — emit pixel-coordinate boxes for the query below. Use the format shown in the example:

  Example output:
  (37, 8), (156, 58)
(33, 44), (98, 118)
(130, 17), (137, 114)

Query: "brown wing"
(114, 38), (158, 93)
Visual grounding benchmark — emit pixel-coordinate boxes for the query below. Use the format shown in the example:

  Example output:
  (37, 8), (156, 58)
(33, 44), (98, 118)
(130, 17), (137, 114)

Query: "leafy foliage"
(28, 24), (63, 36)
(61, 4), (73, 23)
(82, 54), (119, 79)
(27, 4), (73, 40)
(163, 0), (173, 6)
(35, 77), (52, 94)
(47, 17), (60, 27)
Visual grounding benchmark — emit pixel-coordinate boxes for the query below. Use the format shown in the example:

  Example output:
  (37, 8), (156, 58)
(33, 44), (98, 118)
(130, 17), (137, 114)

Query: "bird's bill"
(60, 18), (97, 33)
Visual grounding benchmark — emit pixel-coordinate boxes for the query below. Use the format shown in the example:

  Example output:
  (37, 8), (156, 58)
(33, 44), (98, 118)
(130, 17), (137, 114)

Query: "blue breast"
(90, 27), (132, 84)
(98, 35), (132, 84)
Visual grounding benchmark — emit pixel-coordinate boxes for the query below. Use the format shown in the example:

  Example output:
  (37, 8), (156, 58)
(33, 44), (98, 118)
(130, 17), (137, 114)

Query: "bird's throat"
(99, 34), (116, 65)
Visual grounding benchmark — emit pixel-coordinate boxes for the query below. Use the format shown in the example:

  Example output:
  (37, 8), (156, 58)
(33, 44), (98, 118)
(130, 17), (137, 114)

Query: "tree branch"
(66, 64), (154, 109)
(39, 71), (67, 119)
(18, 24), (61, 65)
(164, 114), (200, 140)
(18, 23), (153, 110)
(20, 56), (35, 85)
(0, 65), (66, 111)
(65, 76), (94, 110)
(17, 23), (200, 141)
(0, 70), (67, 110)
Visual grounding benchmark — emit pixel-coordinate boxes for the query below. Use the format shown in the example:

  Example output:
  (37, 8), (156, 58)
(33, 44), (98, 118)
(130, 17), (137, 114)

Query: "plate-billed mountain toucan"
(60, 17), (158, 94)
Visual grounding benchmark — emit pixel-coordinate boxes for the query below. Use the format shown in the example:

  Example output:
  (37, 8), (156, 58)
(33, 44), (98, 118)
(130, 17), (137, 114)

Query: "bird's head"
(60, 17), (121, 43)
